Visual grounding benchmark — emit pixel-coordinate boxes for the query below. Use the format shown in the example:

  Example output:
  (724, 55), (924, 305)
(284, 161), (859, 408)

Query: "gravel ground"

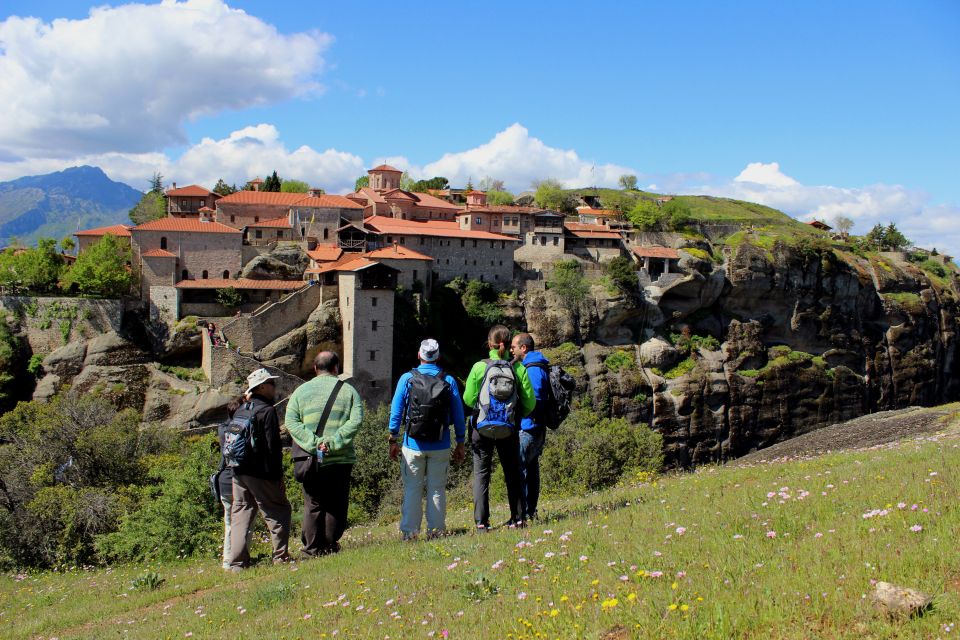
(735, 403), (960, 464)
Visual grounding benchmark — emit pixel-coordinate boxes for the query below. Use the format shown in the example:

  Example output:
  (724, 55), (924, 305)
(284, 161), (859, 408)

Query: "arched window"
(202, 270), (208, 279)
(222, 270), (229, 279)
(160, 237), (167, 250)
(181, 269), (188, 280)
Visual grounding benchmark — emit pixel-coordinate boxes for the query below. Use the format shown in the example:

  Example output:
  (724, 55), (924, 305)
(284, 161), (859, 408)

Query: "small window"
(400, 237), (405, 245)
(181, 269), (188, 280)
(160, 237), (167, 250)
(347, 321), (351, 330)
(202, 270), (208, 279)
(223, 270), (229, 278)
(553, 237), (559, 246)
(323, 228), (329, 240)
(254, 216), (259, 223)
(446, 259), (449, 264)
(475, 216), (482, 224)
(460, 239), (465, 247)
(489, 241), (494, 249)
(420, 237), (425, 245)
(495, 275), (499, 280)
(372, 297), (378, 307)
(371, 380), (377, 388)
(277, 230), (284, 239)
(255, 230), (263, 239)
(230, 215), (235, 223)
(413, 270), (418, 280)
(499, 261), (503, 266)
(473, 259), (477, 266)
(369, 350), (376, 361)
(472, 240), (477, 248)
(346, 297), (349, 306)
(372, 320), (378, 331)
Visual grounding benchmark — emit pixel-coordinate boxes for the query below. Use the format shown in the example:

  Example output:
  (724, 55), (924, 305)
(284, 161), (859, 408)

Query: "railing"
(338, 239), (367, 249)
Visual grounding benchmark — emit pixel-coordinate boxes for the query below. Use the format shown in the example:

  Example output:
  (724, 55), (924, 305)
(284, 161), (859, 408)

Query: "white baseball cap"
(246, 368), (279, 394)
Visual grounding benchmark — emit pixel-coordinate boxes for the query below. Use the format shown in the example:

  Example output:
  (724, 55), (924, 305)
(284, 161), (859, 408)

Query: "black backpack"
(403, 369), (452, 441)
(527, 363), (576, 430)
(220, 403), (259, 468)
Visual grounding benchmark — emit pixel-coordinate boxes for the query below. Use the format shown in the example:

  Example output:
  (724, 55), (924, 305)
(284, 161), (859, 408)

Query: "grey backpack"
(475, 359), (518, 439)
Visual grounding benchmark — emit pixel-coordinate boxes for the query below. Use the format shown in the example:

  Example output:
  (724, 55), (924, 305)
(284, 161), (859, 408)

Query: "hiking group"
(210, 324), (573, 569)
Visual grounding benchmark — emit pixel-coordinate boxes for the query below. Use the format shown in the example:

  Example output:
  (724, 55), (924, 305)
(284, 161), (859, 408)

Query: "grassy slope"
(3, 415), (958, 639)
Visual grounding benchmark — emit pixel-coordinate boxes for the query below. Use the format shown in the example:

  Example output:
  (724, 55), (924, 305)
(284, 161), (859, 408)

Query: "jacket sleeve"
(322, 385), (364, 451)
(284, 388), (317, 452)
(447, 375), (466, 443)
(388, 373), (410, 437)
(462, 361), (486, 408)
(514, 363), (536, 418)
(261, 406), (283, 476)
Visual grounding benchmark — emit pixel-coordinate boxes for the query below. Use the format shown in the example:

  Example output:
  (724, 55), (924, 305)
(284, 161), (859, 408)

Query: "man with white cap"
(227, 367), (292, 570)
(388, 338), (466, 540)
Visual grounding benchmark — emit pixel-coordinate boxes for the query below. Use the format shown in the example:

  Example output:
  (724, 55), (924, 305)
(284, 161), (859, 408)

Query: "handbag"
(291, 380), (344, 482)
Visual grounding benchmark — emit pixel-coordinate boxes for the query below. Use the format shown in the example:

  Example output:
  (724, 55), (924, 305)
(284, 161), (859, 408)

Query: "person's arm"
(462, 362), (486, 408)
(515, 364), (536, 418)
(321, 385), (364, 451)
(284, 388), (320, 454)
(447, 375), (466, 443)
(388, 373), (411, 439)
(262, 406), (283, 473)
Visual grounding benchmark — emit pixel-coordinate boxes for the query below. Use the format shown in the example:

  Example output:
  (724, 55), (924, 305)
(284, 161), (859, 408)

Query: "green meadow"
(2, 424), (958, 639)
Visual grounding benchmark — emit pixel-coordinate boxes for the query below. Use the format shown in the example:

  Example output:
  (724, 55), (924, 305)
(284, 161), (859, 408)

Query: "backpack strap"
(313, 380), (344, 437)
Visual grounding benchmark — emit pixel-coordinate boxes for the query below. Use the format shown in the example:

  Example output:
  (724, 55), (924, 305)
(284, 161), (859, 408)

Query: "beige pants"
(229, 474), (291, 568)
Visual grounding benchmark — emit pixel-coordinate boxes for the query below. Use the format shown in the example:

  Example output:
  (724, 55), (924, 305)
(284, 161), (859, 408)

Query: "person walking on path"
(285, 351), (363, 557)
(388, 339), (466, 540)
(228, 368), (292, 570)
(463, 325), (536, 530)
(511, 332), (550, 522)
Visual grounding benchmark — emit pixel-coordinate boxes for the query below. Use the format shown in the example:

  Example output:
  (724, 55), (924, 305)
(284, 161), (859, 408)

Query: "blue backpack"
(475, 359), (518, 439)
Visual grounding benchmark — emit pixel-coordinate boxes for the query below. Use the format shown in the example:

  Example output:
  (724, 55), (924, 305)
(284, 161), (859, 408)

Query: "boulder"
(42, 341), (87, 378)
(239, 255), (303, 280)
(70, 364), (151, 412)
(83, 331), (150, 367)
(873, 581), (933, 619)
(639, 337), (680, 370)
(32, 374), (61, 402)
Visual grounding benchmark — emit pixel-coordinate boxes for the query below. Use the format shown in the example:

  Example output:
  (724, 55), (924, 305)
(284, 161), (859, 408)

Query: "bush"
(540, 410), (663, 496)
(349, 405), (401, 522)
(96, 436), (221, 563)
(604, 350), (636, 373)
(604, 256), (639, 300)
(920, 259), (947, 279)
(541, 342), (582, 369)
(663, 356), (696, 379)
(0, 395), (173, 569)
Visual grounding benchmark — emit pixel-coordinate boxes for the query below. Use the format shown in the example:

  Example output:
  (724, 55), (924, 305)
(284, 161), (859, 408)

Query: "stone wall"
(380, 234), (515, 287)
(204, 340), (306, 423)
(133, 229), (243, 286)
(0, 296), (123, 354)
(149, 286), (180, 324)
(221, 283), (327, 352)
(338, 272), (394, 407)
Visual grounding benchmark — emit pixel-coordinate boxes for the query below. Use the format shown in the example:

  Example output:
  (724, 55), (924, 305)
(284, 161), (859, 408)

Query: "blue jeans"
(519, 427), (546, 520)
(400, 446), (451, 535)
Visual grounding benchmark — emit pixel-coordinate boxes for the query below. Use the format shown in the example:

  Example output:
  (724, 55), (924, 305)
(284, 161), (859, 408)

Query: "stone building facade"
(337, 260), (398, 407)
(130, 218), (243, 299)
(166, 184), (221, 216)
(349, 165), (462, 221)
(365, 244), (434, 295)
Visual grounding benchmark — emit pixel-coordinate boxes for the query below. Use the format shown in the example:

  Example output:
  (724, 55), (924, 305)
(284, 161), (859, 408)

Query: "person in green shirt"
(285, 351), (363, 556)
(462, 325), (536, 529)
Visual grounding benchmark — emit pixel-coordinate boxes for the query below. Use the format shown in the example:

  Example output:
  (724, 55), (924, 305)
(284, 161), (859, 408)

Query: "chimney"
(309, 187), (324, 197)
(393, 241), (399, 254)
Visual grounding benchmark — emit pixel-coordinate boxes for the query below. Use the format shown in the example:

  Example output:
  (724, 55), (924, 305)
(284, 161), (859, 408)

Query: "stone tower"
(337, 261), (398, 407)
(368, 164), (402, 191)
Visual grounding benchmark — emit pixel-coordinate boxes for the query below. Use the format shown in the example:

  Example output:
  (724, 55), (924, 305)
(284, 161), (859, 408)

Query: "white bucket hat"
(246, 368), (279, 394)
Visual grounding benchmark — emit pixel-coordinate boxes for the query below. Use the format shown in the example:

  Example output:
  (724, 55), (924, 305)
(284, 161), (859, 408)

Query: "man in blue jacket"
(389, 339), (466, 540)
(511, 333), (550, 522)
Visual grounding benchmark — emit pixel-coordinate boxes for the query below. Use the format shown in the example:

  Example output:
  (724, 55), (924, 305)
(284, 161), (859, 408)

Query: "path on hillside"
(735, 403), (959, 463)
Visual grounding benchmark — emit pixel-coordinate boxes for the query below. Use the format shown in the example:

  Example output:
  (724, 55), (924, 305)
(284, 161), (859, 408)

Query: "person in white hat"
(387, 338), (466, 540)
(227, 367), (292, 570)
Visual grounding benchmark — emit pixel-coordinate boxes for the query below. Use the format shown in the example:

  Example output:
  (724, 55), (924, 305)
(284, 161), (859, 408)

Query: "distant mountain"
(0, 166), (143, 248)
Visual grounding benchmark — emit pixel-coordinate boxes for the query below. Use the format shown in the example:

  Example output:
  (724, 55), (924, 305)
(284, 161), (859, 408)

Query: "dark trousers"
(301, 463), (353, 556)
(471, 429), (523, 526)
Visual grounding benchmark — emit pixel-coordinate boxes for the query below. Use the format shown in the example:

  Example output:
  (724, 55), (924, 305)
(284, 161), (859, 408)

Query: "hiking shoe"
(506, 519), (526, 529)
(475, 523), (490, 533)
(401, 531), (419, 541)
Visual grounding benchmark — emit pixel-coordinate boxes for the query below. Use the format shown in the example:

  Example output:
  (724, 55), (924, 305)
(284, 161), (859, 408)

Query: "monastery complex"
(73, 164), (684, 405)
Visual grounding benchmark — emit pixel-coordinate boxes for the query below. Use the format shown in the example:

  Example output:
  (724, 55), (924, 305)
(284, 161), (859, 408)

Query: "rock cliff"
(528, 242), (960, 466)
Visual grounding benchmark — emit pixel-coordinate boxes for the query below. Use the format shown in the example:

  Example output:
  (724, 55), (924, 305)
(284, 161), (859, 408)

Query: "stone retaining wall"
(0, 296), (124, 354)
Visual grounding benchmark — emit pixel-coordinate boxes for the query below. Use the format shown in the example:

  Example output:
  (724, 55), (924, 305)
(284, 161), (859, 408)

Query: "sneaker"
(507, 519), (526, 529)
(475, 523), (490, 533)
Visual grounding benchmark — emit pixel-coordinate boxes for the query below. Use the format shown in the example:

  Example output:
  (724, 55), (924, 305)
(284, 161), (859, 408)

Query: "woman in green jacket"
(463, 325), (536, 529)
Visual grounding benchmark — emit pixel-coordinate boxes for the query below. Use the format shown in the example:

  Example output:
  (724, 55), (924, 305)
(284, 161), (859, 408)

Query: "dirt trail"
(735, 403), (960, 464)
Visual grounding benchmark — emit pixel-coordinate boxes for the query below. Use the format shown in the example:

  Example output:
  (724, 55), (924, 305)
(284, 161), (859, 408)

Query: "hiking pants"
(229, 474), (291, 568)
(471, 429), (523, 526)
(301, 463), (353, 556)
(519, 427), (546, 520)
(400, 445), (451, 536)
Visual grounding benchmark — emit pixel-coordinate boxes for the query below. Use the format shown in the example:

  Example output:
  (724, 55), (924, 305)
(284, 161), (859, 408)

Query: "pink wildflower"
(910, 524), (923, 533)
(766, 531), (777, 538)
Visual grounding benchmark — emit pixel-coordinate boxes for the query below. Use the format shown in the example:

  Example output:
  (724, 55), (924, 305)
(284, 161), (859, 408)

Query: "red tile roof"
(632, 246), (680, 259)
(807, 220), (832, 230)
(293, 194), (364, 209)
(409, 191), (461, 210)
(133, 218), (241, 234)
(74, 224), (132, 238)
(167, 184), (216, 197)
(578, 208), (620, 218)
(564, 222), (622, 240)
(365, 216), (519, 242)
(381, 188), (417, 202)
(365, 245), (434, 261)
(142, 248), (177, 258)
(306, 244), (343, 262)
(248, 216), (292, 229)
(175, 278), (306, 290)
(217, 191), (308, 206)
(370, 164), (402, 173)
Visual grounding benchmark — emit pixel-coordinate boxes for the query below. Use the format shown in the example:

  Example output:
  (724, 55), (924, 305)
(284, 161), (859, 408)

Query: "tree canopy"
(280, 179), (310, 193)
(534, 178), (570, 212)
(261, 171), (282, 192)
(866, 222), (911, 251)
(548, 259), (589, 310)
(618, 174), (638, 190)
(409, 177), (449, 192)
(212, 179), (237, 196)
(486, 190), (515, 206)
(60, 234), (133, 298)
(354, 175), (370, 190)
(0, 238), (64, 293)
(128, 191), (166, 225)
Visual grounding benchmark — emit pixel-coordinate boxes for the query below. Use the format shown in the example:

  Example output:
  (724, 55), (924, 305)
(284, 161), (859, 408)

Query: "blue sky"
(1, 1), (958, 249)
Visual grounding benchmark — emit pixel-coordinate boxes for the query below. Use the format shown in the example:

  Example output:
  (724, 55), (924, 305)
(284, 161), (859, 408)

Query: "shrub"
(27, 352), (45, 376)
(541, 342), (582, 369)
(669, 330), (720, 354)
(663, 356), (696, 379)
(604, 350), (636, 373)
(349, 405), (401, 522)
(96, 436), (221, 563)
(604, 256), (639, 300)
(919, 259), (947, 279)
(540, 410), (663, 496)
(216, 287), (244, 309)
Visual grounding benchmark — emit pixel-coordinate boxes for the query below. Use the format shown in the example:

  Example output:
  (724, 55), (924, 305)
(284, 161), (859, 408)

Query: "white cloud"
(419, 123), (636, 192)
(0, 0), (330, 159)
(690, 162), (959, 257)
